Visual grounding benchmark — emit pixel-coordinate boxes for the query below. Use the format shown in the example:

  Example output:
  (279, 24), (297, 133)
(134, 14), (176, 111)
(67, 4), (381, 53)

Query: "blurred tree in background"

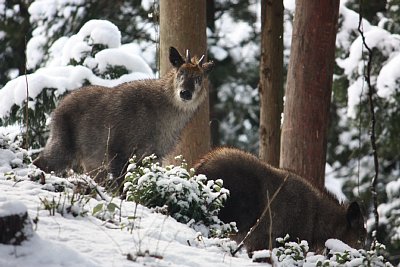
(0, 0), (32, 87)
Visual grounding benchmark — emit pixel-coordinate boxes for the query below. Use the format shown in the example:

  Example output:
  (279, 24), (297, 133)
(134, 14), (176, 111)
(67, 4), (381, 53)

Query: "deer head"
(169, 46), (214, 104)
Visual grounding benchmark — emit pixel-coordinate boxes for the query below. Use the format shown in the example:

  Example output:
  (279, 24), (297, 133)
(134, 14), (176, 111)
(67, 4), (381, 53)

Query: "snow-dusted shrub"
(0, 131), (31, 176)
(0, 19), (153, 148)
(262, 234), (309, 266)
(253, 236), (393, 266)
(26, 0), (156, 70)
(320, 240), (392, 267)
(123, 155), (237, 237)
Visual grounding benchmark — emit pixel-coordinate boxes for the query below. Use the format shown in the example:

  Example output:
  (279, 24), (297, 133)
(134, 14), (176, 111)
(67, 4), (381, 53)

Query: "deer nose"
(180, 90), (192, 101)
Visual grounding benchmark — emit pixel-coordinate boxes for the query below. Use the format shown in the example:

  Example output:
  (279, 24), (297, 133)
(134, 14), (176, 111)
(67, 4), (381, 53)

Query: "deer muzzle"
(180, 90), (193, 101)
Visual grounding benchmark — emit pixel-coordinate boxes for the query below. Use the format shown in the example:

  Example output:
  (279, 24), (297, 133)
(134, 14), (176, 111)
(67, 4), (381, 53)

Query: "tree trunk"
(279, 0), (340, 189)
(258, 0), (284, 167)
(160, 1), (209, 167)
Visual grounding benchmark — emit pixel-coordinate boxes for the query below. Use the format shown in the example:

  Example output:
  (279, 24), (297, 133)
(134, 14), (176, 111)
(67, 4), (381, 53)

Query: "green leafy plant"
(123, 154), (237, 237)
(39, 191), (89, 217)
(317, 242), (393, 267)
(272, 235), (309, 266)
(92, 201), (120, 222)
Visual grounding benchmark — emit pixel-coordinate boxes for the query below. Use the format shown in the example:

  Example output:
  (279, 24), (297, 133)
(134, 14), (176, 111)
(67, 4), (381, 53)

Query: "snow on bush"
(0, 131), (31, 175)
(336, 23), (400, 119)
(269, 235), (310, 266)
(0, 19), (153, 148)
(252, 235), (393, 266)
(123, 154), (237, 238)
(336, 3), (372, 52)
(321, 240), (392, 267)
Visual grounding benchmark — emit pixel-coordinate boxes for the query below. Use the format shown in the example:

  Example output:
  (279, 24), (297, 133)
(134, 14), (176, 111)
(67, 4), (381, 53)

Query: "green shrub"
(123, 154), (237, 237)
(252, 235), (393, 266)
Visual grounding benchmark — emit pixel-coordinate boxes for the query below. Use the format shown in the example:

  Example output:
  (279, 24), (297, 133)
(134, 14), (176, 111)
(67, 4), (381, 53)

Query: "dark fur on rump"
(194, 147), (366, 253)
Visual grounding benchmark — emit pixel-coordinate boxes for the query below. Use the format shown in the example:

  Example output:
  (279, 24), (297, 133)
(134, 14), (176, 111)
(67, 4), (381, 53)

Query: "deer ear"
(169, 47), (184, 68)
(346, 202), (364, 229)
(202, 61), (214, 75)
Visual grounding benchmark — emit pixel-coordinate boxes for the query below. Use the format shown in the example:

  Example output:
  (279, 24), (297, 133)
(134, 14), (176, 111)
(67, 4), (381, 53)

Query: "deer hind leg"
(80, 149), (129, 193)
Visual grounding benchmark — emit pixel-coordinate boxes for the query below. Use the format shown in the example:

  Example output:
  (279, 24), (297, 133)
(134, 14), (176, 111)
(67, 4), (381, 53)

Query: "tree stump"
(0, 201), (33, 245)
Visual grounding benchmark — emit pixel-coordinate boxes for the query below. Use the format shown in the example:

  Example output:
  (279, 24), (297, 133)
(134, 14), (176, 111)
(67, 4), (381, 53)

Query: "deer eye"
(194, 77), (202, 84)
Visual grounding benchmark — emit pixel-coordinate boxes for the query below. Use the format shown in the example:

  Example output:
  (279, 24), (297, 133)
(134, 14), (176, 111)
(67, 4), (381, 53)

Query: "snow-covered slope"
(0, 129), (392, 267)
(0, 135), (258, 267)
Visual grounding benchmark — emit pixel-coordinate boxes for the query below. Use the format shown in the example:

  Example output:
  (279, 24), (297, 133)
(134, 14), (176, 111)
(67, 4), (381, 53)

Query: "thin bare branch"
(357, 0), (379, 249)
(231, 174), (289, 256)
(267, 190), (273, 251)
(24, 35), (29, 149)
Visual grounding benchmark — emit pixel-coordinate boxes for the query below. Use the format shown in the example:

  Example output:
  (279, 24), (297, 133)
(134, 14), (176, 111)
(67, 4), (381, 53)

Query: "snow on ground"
(0, 128), (360, 267)
(0, 137), (261, 267)
(0, 181), (255, 267)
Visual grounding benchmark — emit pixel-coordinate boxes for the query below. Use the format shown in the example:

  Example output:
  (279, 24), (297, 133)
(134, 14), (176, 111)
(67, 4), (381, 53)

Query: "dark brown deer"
(194, 147), (366, 253)
(33, 47), (214, 186)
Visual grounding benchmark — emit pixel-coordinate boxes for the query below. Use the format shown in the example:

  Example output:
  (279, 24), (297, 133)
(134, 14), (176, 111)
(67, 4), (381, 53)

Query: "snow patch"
(377, 52), (400, 99)
(0, 200), (27, 217)
(95, 48), (153, 75)
(325, 239), (360, 256)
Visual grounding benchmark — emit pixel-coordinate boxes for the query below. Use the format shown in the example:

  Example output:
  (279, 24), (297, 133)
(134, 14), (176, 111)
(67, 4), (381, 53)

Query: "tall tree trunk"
(279, 0), (340, 189)
(258, 0), (284, 167)
(160, 1), (209, 167)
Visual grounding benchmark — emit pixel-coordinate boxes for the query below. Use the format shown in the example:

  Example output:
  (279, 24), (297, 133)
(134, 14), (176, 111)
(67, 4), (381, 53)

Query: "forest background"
(0, 0), (399, 263)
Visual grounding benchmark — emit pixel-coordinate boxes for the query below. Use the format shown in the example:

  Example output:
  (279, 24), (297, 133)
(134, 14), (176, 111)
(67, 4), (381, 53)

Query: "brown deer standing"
(194, 147), (366, 254)
(33, 47), (213, 186)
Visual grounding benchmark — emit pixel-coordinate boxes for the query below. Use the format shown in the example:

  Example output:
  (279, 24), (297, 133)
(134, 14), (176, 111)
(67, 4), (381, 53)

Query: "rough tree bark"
(279, 0), (340, 189)
(258, 0), (284, 167)
(160, 1), (209, 167)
